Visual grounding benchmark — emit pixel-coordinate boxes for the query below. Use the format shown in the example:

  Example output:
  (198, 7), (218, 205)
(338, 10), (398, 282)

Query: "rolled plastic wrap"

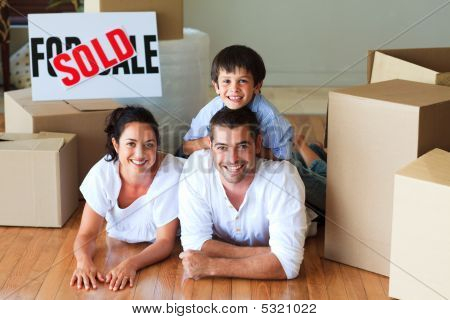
(120, 28), (210, 154)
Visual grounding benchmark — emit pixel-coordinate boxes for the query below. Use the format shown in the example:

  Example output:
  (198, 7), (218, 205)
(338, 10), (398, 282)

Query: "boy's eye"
(239, 79), (248, 84)
(222, 79), (231, 84)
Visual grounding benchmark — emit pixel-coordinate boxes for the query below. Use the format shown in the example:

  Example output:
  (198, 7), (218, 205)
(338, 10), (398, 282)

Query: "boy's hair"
(211, 45), (266, 86)
(209, 106), (260, 142)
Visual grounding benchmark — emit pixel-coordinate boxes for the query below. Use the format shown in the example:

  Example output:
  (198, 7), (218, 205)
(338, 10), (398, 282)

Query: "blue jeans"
(290, 145), (327, 220)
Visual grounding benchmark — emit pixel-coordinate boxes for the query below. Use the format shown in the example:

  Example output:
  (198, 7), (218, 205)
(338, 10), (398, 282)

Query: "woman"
(70, 106), (184, 291)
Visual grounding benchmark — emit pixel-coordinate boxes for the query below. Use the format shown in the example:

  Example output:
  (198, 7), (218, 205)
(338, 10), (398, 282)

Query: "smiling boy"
(182, 45), (293, 160)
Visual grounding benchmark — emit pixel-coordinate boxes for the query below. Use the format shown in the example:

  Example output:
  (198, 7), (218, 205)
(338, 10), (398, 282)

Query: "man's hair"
(209, 106), (260, 142)
(211, 45), (266, 86)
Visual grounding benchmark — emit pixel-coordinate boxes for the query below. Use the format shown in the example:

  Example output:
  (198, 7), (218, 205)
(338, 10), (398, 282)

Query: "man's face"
(213, 67), (262, 110)
(210, 125), (262, 184)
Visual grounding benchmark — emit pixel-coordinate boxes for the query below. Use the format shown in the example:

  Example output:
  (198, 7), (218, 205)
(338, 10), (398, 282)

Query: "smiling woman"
(71, 106), (185, 292)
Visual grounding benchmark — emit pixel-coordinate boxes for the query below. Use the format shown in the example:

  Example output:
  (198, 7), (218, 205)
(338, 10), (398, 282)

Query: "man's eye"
(239, 144), (248, 150)
(217, 146), (227, 151)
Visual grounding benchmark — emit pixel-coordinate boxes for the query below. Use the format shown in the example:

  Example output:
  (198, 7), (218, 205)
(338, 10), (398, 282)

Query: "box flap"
(38, 132), (76, 145)
(0, 133), (39, 141)
(371, 51), (439, 84)
(66, 98), (122, 111)
(0, 138), (65, 151)
(332, 80), (450, 107)
(397, 149), (450, 187)
(367, 47), (450, 83)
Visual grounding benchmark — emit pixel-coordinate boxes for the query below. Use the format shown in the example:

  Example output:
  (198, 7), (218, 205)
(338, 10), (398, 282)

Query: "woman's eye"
(145, 143), (154, 149)
(127, 142), (135, 147)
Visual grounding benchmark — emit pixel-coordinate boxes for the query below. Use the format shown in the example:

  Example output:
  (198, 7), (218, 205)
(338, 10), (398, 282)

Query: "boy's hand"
(183, 137), (211, 155)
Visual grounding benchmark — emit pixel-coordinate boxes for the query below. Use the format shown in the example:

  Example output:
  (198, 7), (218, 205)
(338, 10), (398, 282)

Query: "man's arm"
(179, 250), (286, 280)
(182, 137), (210, 155)
(201, 239), (270, 258)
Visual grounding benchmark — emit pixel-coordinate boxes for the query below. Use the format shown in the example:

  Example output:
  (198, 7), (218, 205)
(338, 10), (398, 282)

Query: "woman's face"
(112, 121), (158, 176)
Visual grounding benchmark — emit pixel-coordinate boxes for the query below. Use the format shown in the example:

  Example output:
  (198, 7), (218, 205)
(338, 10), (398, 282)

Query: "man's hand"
(179, 250), (212, 280)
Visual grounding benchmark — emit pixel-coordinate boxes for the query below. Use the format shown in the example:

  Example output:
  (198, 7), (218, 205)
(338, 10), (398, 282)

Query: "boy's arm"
(182, 137), (211, 155)
(260, 147), (278, 161)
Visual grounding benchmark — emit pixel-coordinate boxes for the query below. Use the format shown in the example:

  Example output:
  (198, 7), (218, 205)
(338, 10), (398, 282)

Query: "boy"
(182, 45), (293, 160)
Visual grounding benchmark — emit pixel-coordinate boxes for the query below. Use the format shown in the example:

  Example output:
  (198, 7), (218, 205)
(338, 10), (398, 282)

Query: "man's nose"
(228, 148), (239, 163)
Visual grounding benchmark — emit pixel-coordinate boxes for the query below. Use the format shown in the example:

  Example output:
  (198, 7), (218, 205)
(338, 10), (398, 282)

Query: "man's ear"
(212, 81), (220, 95)
(208, 135), (212, 149)
(255, 134), (263, 154)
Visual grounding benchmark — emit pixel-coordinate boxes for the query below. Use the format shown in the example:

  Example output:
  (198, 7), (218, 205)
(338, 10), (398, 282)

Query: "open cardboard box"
(325, 79), (450, 276)
(368, 47), (450, 86)
(0, 132), (79, 227)
(4, 88), (122, 185)
(84, 0), (183, 40)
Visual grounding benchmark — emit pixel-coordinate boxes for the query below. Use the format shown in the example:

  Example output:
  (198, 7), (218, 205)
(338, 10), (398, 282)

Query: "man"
(178, 106), (308, 280)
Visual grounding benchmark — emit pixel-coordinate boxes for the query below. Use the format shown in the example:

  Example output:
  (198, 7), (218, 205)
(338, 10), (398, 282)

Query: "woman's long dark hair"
(104, 106), (160, 162)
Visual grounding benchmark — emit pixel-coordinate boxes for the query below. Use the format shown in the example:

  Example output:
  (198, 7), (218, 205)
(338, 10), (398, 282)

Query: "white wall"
(184, 0), (450, 86)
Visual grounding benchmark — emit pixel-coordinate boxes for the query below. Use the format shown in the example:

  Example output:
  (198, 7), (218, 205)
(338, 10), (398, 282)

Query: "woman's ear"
(212, 80), (220, 95)
(112, 137), (119, 153)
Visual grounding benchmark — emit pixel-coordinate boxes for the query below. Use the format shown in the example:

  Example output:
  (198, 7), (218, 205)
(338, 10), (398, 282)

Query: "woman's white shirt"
(80, 153), (185, 243)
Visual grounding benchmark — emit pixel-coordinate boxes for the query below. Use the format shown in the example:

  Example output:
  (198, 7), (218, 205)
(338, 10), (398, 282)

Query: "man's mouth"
(224, 163), (244, 172)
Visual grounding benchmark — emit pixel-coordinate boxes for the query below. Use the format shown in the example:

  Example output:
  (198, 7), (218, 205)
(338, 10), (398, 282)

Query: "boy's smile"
(213, 67), (262, 110)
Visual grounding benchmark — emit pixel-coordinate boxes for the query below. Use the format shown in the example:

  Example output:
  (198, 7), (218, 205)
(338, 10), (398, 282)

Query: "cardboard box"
(368, 47), (450, 86)
(84, 0), (183, 40)
(389, 149), (450, 299)
(4, 88), (121, 185)
(0, 132), (79, 227)
(324, 80), (450, 276)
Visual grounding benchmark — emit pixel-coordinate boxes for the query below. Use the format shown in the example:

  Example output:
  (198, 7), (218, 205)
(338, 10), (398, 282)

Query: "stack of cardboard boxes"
(0, 0), (185, 228)
(324, 48), (450, 299)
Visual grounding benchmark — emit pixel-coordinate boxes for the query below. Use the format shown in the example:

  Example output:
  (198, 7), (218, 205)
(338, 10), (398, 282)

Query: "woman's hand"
(105, 258), (138, 291)
(70, 259), (105, 290)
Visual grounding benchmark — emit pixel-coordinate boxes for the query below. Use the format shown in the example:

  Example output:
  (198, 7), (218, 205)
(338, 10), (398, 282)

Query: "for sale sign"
(28, 12), (162, 101)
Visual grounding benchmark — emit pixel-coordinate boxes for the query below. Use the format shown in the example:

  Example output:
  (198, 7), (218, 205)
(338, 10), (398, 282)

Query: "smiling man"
(178, 107), (308, 280)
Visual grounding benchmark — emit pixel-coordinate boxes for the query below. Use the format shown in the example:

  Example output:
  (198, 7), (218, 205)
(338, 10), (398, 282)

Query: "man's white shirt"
(178, 149), (308, 279)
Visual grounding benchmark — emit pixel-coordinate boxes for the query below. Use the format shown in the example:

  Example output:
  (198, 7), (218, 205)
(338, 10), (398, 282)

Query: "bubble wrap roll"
(120, 28), (210, 154)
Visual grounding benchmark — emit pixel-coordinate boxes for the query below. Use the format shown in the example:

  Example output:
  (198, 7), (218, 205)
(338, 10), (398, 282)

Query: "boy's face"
(213, 67), (262, 110)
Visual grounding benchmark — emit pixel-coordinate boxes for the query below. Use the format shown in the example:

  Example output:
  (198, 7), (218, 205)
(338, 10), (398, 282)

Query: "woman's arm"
(70, 203), (105, 290)
(105, 219), (179, 291)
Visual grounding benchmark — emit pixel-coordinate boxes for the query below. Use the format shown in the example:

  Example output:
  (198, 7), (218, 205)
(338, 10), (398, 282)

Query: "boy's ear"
(254, 81), (263, 94)
(212, 81), (220, 94)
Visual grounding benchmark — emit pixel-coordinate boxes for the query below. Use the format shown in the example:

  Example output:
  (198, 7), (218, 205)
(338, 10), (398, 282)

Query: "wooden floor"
(0, 108), (391, 300)
(0, 203), (390, 300)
